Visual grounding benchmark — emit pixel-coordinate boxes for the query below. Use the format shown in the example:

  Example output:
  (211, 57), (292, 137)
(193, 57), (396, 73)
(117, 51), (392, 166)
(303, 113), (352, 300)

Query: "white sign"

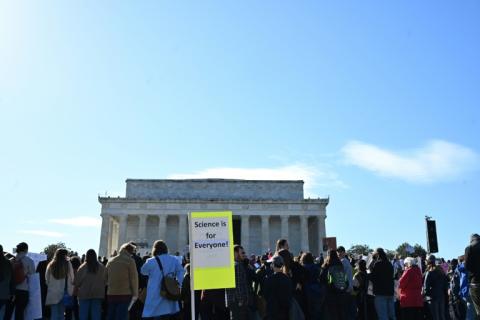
(191, 216), (231, 268)
(25, 273), (42, 320)
(27, 253), (47, 269)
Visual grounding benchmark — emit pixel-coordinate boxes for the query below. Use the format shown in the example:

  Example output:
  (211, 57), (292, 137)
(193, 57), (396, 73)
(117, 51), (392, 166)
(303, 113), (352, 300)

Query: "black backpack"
(327, 264), (348, 292)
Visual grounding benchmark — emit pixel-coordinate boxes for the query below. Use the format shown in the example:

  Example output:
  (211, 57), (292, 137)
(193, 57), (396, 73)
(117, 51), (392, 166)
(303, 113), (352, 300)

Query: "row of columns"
(100, 213), (326, 257)
(239, 215), (325, 254)
(99, 214), (187, 257)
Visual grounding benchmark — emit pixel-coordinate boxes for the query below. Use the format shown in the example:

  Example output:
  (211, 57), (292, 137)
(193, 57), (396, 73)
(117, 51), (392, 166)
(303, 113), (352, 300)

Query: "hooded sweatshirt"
(465, 234), (480, 284)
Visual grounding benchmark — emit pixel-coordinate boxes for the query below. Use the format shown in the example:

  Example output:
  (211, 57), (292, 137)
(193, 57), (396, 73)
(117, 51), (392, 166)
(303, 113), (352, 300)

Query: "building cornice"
(98, 196), (329, 206)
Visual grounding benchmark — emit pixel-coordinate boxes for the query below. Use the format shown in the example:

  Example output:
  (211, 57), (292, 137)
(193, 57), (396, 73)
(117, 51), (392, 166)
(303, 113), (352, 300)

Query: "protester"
(45, 248), (75, 320)
(457, 258), (478, 320)
(253, 254), (272, 318)
(241, 255), (257, 319)
(37, 251), (52, 319)
(448, 258), (466, 320)
(128, 243), (146, 320)
(277, 248), (308, 317)
(397, 257), (423, 320)
(106, 243), (139, 320)
(369, 248), (395, 320)
(465, 234), (480, 318)
(319, 249), (349, 320)
(199, 289), (229, 320)
(0, 245), (14, 320)
(66, 256), (81, 320)
(264, 255), (292, 320)
(4, 242), (36, 320)
(226, 245), (251, 320)
(337, 246), (355, 320)
(141, 240), (184, 319)
(75, 249), (106, 320)
(424, 254), (448, 320)
(353, 259), (368, 320)
(300, 252), (324, 320)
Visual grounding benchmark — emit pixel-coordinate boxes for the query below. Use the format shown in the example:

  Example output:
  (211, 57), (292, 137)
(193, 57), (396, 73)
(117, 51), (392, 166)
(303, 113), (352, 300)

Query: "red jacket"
(398, 266), (423, 308)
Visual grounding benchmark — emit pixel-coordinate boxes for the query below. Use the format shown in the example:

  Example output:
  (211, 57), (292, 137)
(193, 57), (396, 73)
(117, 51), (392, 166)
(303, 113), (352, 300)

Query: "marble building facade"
(98, 179), (329, 257)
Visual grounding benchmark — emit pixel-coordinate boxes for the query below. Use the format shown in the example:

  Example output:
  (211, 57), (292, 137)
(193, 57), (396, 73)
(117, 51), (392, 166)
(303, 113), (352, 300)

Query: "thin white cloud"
(18, 230), (65, 237)
(168, 164), (346, 197)
(342, 140), (479, 183)
(49, 216), (101, 228)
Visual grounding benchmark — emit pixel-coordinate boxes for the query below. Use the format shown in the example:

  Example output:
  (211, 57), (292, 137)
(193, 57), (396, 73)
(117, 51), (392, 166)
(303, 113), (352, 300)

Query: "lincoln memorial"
(98, 179), (329, 257)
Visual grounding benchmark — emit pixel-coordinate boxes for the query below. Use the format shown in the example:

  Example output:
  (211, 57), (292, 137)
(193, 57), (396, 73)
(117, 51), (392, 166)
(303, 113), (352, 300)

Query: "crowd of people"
(0, 233), (479, 320)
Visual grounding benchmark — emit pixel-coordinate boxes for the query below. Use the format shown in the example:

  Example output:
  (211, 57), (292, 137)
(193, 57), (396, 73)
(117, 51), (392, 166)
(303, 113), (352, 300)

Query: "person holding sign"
(141, 240), (184, 319)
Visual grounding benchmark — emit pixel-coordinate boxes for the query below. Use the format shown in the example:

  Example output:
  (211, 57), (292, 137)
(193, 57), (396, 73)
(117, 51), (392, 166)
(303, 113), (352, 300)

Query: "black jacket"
(465, 234), (480, 284)
(370, 259), (394, 296)
(424, 267), (448, 299)
(264, 272), (292, 320)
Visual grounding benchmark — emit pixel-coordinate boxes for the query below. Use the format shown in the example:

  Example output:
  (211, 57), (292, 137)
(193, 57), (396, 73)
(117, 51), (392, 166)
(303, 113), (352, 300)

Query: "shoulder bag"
(154, 256), (181, 301)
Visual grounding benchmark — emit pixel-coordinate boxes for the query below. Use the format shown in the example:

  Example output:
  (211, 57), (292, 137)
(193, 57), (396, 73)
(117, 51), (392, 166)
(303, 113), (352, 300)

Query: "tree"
(413, 244), (427, 258)
(396, 242), (413, 258)
(347, 244), (373, 257)
(42, 242), (70, 260)
(396, 242), (427, 258)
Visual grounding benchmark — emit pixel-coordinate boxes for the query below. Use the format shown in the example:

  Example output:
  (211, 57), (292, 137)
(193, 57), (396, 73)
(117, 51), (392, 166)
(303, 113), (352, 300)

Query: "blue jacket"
(141, 254), (184, 317)
(457, 263), (469, 299)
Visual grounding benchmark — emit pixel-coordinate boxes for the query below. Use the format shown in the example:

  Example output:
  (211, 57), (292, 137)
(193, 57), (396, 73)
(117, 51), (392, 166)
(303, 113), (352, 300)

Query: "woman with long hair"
(353, 259), (369, 320)
(45, 248), (74, 320)
(319, 249), (348, 320)
(277, 249), (308, 317)
(75, 249), (106, 320)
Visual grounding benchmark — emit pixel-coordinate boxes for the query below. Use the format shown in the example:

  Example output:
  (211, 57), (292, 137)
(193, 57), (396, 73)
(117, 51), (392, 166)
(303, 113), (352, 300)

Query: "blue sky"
(1, 1), (479, 258)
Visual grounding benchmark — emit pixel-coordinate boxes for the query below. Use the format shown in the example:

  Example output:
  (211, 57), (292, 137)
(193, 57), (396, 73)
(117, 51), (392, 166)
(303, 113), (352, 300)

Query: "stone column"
(107, 218), (114, 257)
(178, 214), (188, 253)
(318, 215), (326, 254)
(300, 215), (309, 252)
(280, 215), (289, 240)
(99, 214), (110, 257)
(261, 215), (270, 252)
(241, 215), (250, 252)
(138, 214), (147, 242)
(118, 215), (128, 247)
(158, 214), (167, 240)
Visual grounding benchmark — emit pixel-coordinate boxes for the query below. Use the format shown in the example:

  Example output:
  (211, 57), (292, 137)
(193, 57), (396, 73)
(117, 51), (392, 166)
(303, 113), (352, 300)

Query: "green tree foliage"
(347, 244), (373, 257)
(396, 242), (427, 258)
(396, 242), (412, 258)
(42, 242), (70, 260)
(413, 244), (427, 257)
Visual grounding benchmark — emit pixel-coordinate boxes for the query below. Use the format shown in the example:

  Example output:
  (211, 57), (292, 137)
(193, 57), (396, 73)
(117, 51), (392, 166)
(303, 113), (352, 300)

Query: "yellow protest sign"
(189, 211), (235, 290)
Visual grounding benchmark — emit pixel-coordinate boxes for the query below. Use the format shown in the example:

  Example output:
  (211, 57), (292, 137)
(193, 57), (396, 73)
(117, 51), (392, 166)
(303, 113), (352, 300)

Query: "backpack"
(12, 258), (26, 285)
(154, 256), (181, 301)
(327, 264), (348, 292)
